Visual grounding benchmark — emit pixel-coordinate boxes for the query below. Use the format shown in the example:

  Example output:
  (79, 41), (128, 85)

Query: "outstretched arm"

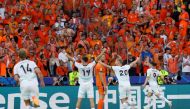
(129, 57), (140, 67)
(95, 48), (106, 62)
(66, 53), (75, 62)
(98, 61), (112, 69)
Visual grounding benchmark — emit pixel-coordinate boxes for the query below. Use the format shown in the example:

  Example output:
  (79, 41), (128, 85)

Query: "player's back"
(147, 68), (160, 85)
(75, 61), (96, 84)
(14, 60), (38, 82)
(95, 63), (107, 86)
(112, 65), (131, 85)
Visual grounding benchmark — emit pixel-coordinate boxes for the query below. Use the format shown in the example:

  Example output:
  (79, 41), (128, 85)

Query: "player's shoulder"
(112, 66), (120, 70)
(88, 61), (96, 66)
(147, 68), (153, 73)
(27, 60), (36, 64)
(123, 65), (130, 69)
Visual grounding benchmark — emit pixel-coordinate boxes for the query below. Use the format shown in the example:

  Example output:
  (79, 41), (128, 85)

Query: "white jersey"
(74, 61), (96, 84)
(14, 60), (38, 82)
(147, 68), (161, 86)
(112, 65), (131, 86)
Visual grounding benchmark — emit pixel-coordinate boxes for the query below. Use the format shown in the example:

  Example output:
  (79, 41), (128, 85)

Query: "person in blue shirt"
(141, 45), (153, 61)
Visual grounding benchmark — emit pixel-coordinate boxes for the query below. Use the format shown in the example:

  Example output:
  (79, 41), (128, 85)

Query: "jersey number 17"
(82, 70), (90, 76)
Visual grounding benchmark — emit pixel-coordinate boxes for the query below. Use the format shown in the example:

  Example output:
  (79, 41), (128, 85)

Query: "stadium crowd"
(0, 0), (190, 86)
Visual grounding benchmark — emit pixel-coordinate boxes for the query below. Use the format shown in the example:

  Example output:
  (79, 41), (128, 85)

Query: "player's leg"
(89, 98), (95, 109)
(126, 86), (134, 106)
(30, 82), (40, 107)
(97, 85), (105, 109)
(76, 85), (85, 109)
(145, 86), (153, 109)
(20, 83), (32, 109)
(24, 100), (32, 109)
(87, 83), (95, 109)
(119, 85), (129, 109)
(145, 92), (153, 109)
(155, 93), (172, 108)
(154, 86), (172, 108)
(76, 98), (83, 109)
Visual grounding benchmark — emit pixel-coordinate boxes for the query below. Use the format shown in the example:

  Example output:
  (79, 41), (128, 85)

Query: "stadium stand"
(0, 0), (190, 86)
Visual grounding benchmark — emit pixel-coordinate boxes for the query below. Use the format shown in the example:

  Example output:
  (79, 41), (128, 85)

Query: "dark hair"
(34, 26), (39, 31)
(122, 60), (128, 65)
(82, 56), (88, 62)
(13, 36), (18, 43)
(18, 29), (23, 33)
(150, 61), (157, 67)
(78, 44), (83, 48)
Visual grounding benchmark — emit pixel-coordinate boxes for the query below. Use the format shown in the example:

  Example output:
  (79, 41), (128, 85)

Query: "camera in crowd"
(53, 76), (68, 86)
(164, 75), (181, 84)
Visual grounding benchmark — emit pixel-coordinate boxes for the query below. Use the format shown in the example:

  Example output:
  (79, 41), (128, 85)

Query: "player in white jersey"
(99, 55), (140, 109)
(66, 48), (106, 109)
(13, 49), (45, 109)
(142, 61), (172, 109)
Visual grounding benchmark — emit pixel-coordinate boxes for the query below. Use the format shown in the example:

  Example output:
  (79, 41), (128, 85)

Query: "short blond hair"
(19, 48), (27, 59)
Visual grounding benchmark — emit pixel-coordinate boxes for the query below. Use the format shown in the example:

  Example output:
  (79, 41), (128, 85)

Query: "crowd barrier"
(0, 76), (190, 86)
(0, 85), (190, 109)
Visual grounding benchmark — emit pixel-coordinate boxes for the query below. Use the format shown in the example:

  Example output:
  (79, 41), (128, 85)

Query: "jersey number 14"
(20, 64), (32, 74)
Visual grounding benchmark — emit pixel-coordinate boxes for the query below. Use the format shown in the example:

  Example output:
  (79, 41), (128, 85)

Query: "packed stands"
(0, 0), (190, 86)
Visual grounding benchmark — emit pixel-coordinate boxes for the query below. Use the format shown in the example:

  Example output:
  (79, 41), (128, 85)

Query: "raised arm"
(98, 61), (112, 69)
(66, 53), (75, 62)
(95, 48), (106, 62)
(129, 57), (140, 67)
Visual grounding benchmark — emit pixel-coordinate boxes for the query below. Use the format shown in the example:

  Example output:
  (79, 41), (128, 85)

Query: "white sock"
(147, 97), (151, 108)
(91, 108), (95, 109)
(159, 95), (169, 104)
(26, 106), (31, 109)
(76, 108), (79, 109)
(122, 102), (128, 109)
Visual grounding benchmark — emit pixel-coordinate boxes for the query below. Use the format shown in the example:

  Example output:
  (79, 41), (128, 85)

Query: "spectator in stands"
(37, 53), (49, 77)
(163, 48), (172, 71)
(168, 52), (180, 77)
(56, 60), (68, 77)
(179, 5), (189, 40)
(58, 46), (71, 71)
(49, 53), (59, 76)
(0, 55), (6, 77)
(158, 65), (169, 85)
(142, 56), (150, 76)
(0, 0), (190, 86)
(69, 67), (79, 86)
(53, 77), (61, 86)
(182, 51), (190, 75)
(141, 45), (153, 61)
(0, 2), (5, 19)
(107, 77), (118, 86)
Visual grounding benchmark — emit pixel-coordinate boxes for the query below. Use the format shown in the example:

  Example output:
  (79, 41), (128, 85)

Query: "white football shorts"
(20, 79), (39, 100)
(78, 82), (94, 98)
